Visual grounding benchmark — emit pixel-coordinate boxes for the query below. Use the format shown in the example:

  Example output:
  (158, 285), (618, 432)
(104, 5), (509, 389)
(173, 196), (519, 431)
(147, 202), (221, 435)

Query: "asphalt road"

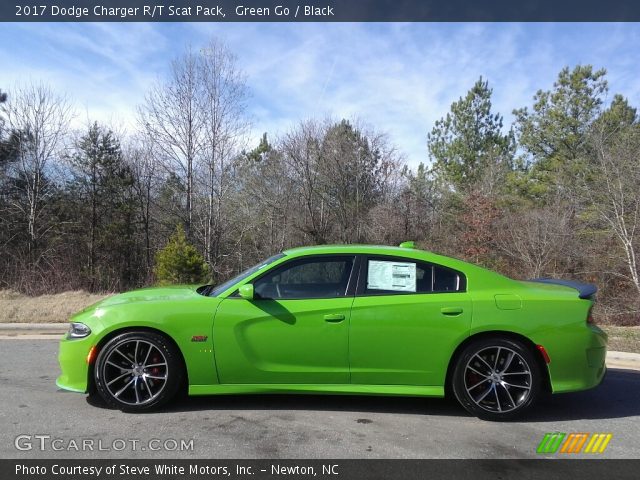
(1, 339), (639, 459)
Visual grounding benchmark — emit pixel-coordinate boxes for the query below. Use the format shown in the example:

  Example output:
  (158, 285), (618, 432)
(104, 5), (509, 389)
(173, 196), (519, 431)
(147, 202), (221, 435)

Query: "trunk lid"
(525, 278), (597, 300)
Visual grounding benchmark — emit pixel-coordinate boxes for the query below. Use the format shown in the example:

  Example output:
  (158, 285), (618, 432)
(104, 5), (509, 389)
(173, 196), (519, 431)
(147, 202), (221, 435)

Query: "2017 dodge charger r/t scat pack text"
(57, 243), (607, 420)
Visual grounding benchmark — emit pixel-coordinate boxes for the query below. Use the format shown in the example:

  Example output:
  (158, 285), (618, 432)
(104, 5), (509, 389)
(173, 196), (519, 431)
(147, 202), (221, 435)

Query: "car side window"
(363, 257), (465, 295)
(253, 256), (355, 300)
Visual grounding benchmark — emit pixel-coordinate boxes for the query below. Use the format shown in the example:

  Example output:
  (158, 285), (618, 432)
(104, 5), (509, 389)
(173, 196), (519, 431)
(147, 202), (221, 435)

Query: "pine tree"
(595, 94), (638, 135)
(245, 133), (272, 162)
(513, 65), (608, 200)
(155, 225), (209, 285)
(320, 120), (383, 242)
(428, 77), (514, 192)
(69, 122), (138, 290)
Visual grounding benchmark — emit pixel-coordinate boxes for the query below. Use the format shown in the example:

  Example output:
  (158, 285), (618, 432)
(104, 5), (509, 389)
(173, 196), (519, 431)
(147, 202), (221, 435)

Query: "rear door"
(349, 255), (472, 386)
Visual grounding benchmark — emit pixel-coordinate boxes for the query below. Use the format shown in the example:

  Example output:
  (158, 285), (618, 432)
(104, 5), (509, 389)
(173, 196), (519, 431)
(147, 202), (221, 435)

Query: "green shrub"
(154, 225), (209, 285)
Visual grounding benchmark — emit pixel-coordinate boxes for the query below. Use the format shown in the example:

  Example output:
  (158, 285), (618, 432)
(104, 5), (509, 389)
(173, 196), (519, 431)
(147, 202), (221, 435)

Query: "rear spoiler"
(531, 278), (597, 300)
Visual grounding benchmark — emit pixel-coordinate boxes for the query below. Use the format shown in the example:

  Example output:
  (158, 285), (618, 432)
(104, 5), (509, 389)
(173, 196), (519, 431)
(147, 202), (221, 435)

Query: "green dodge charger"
(57, 243), (607, 420)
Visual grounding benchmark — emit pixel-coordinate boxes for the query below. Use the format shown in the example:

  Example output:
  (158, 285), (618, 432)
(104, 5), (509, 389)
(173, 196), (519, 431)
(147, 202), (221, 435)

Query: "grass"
(0, 290), (110, 323)
(601, 325), (640, 353)
(1, 290), (639, 353)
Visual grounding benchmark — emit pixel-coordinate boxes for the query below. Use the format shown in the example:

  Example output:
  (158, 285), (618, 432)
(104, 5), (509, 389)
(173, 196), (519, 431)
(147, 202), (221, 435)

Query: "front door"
(213, 255), (356, 384)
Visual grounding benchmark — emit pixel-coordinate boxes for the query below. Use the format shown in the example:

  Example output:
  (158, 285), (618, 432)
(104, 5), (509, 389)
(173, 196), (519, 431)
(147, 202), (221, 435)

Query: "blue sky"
(1, 22), (639, 167)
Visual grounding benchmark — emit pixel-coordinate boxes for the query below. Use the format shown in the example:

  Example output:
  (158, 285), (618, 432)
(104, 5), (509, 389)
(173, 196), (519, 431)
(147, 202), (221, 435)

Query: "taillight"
(587, 306), (595, 324)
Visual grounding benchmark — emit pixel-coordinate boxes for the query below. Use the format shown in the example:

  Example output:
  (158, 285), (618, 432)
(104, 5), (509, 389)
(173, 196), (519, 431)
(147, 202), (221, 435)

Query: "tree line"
(1, 40), (639, 324)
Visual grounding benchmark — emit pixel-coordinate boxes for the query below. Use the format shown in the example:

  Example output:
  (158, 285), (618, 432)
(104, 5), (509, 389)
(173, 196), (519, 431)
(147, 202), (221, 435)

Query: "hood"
(76, 285), (203, 314)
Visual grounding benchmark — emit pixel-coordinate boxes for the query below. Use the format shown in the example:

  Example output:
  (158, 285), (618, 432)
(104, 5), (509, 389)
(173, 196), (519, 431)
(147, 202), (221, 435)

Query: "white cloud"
(1, 23), (639, 168)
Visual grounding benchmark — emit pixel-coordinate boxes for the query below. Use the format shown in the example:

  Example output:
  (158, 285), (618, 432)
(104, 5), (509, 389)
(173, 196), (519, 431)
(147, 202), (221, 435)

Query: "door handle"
(324, 314), (345, 323)
(440, 307), (464, 316)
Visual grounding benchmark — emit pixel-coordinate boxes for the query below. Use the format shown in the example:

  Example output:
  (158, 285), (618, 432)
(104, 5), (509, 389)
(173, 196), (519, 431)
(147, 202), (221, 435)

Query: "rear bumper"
(56, 336), (92, 393)
(548, 325), (607, 393)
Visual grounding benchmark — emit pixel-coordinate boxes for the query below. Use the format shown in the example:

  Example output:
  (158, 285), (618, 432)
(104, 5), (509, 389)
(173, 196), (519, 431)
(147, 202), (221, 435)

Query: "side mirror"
(239, 284), (254, 300)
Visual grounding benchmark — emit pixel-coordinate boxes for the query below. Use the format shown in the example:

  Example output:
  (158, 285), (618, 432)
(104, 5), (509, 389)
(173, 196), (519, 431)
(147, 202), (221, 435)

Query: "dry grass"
(0, 290), (111, 323)
(601, 325), (640, 353)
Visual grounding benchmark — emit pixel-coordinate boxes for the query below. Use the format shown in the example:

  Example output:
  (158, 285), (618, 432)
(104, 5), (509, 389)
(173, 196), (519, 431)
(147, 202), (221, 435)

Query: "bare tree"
(582, 126), (640, 296)
(280, 119), (331, 244)
(1, 83), (73, 262)
(124, 134), (158, 277)
(495, 204), (573, 279)
(277, 118), (403, 245)
(240, 140), (296, 256)
(319, 120), (396, 243)
(0, 89), (7, 136)
(197, 39), (250, 275)
(138, 47), (204, 241)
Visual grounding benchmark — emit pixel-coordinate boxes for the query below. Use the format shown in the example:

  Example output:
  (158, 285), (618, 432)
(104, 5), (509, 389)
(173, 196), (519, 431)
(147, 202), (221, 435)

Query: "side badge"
(191, 335), (208, 342)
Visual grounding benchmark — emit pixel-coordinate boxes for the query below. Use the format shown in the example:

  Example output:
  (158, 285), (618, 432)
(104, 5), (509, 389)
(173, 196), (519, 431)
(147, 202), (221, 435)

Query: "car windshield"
(201, 253), (286, 297)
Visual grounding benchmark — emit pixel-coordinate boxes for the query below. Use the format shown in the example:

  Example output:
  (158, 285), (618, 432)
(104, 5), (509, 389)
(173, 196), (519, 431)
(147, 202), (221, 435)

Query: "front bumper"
(56, 335), (93, 393)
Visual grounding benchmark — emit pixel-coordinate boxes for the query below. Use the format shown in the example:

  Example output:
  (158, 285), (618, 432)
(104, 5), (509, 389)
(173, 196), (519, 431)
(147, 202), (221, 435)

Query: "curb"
(606, 351), (640, 371)
(0, 323), (67, 336)
(0, 323), (639, 371)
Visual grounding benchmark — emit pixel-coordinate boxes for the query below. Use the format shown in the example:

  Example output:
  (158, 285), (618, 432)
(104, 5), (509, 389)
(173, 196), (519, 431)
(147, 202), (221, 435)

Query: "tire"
(451, 337), (542, 421)
(94, 331), (184, 412)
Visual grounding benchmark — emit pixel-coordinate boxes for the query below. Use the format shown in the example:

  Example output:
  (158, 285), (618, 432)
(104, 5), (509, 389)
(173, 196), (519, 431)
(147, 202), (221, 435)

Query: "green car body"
(57, 244), (607, 419)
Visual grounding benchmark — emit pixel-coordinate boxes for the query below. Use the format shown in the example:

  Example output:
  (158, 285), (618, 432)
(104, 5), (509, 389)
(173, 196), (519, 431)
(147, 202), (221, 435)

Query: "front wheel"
(451, 337), (542, 421)
(94, 331), (184, 412)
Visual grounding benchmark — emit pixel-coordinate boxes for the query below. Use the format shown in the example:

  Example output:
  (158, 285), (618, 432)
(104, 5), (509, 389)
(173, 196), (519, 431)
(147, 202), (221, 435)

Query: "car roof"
(283, 244), (419, 256)
(283, 244), (464, 269)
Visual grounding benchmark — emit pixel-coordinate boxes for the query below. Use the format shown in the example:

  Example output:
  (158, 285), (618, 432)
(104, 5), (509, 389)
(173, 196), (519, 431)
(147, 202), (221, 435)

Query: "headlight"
(67, 322), (91, 339)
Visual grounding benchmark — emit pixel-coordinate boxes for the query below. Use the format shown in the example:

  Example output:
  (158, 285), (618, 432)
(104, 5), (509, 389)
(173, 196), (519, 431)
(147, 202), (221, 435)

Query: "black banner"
(3, 0), (640, 22)
(3, 460), (640, 480)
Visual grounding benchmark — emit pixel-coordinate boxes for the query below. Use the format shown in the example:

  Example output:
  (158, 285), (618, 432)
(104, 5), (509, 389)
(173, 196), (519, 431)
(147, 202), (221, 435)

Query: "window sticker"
(367, 260), (416, 292)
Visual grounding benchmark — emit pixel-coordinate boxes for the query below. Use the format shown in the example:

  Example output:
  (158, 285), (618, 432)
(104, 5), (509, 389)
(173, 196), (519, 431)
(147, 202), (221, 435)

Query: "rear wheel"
(94, 331), (184, 412)
(451, 337), (542, 421)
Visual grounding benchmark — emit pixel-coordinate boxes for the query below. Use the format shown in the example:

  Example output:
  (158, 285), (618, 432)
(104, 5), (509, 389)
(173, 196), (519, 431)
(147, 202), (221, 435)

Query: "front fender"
(57, 296), (222, 393)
